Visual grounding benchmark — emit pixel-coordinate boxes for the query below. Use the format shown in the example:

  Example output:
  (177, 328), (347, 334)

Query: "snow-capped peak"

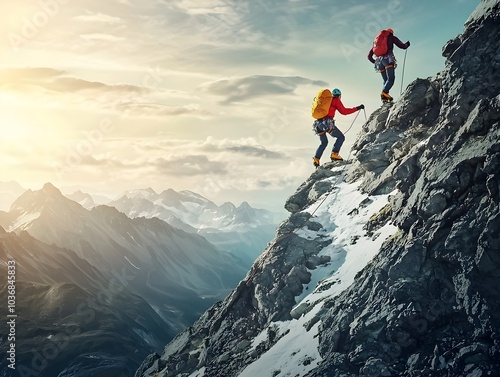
(123, 187), (158, 200)
(110, 187), (280, 231)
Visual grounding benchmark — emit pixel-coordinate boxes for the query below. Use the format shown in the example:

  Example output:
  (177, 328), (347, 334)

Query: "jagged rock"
(236, 339), (251, 351)
(290, 302), (309, 319)
(285, 162), (347, 213)
(136, 2), (500, 377)
(360, 357), (392, 376)
(134, 353), (160, 377)
(348, 76), (439, 196)
(305, 254), (331, 270)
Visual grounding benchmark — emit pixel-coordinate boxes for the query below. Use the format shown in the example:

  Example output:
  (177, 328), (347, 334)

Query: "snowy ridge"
(294, 179), (397, 308)
(7, 210), (40, 232)
(239, 175), (397, 376)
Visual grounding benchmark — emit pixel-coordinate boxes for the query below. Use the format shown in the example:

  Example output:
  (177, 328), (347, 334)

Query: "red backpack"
(372, 29), (391, 56)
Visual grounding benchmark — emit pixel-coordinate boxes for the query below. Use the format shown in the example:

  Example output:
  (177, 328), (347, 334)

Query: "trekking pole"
(400, 49), (408, 96)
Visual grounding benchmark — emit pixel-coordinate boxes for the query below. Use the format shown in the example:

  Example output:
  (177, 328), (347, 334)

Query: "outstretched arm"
(333, 98), (358, 115)
(393, 36), (410, 49)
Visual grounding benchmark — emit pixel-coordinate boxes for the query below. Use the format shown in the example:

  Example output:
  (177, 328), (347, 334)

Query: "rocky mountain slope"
(135, 1), (500, 376)
(0, 227), (174, 377)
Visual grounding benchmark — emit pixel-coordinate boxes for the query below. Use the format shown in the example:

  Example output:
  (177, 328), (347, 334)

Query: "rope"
(245, 108), (368, 284)
(400, 49), (408, 96)
(343, 108), (361, 135)
(303, 108), (365, 218)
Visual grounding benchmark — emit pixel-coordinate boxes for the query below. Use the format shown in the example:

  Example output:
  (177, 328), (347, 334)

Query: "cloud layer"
(204, 75), (327, 104)
(0, 0), (480, 209)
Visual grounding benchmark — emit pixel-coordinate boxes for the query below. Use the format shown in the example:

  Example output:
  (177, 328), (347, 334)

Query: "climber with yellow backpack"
(311, 88), (363, 167)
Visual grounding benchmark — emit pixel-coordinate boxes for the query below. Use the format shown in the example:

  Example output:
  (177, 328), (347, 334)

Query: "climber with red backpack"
(311, 88), (363, 167)
(367, 28), (410, 103)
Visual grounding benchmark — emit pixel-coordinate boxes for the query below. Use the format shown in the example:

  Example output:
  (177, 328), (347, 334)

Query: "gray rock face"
(136, 1), (500, 376)
(285, 161), (346, 213)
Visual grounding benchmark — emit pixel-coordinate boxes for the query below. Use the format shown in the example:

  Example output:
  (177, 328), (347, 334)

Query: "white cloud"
(114, 102), (212, 118)
(21, 135), (311, 208)
(0, 67), (213, 119)
(202, 75), (328, 104)
(73, 13), (122, 24)
(176, 0), (238, 16)
(80, 33), (125, 42)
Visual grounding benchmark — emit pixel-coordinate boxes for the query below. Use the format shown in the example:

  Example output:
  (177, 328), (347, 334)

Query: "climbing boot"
(313, 157), (320, 167)
(381, 92), (393, 103)
(330, 152), (343, 161)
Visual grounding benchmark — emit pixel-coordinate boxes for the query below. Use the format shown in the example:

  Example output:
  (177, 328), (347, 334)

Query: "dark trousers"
(314, 127), (345, 159)
(380, 55), (396, 93)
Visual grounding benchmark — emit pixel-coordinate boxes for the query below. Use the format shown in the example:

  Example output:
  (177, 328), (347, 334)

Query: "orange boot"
(381, 92), (393, 103)
(331, 152), (343, 161)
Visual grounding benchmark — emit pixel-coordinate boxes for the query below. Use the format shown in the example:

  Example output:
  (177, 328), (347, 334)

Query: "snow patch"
(240, 177), (398, 375)
(126, 231), (141, 247)
(8, 211), (41, 231)
(240, 319), (321, 377)
(124, 256), (140, 270)
(295, 182), (397, 306)
(132, 328), (156, 347)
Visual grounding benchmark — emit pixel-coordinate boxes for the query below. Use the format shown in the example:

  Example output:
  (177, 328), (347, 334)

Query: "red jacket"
(328, 97), (357, 117)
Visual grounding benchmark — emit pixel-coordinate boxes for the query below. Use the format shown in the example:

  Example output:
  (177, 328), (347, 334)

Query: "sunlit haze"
(0, 0), (478, 211)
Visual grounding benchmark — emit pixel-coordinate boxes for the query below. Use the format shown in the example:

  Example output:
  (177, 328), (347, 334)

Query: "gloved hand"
(357, 104), (365, 110)
(406, 40), (410, 47)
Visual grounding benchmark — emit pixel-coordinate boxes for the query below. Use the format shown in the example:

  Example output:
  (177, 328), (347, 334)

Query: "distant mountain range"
(0, 181), (283, 265)
(109, 188), (283, 265)
(1, 183), (248, 326)
(0, 182), (276, 377)
(111, 187), (281, 230)
(65, 189), (97, 208)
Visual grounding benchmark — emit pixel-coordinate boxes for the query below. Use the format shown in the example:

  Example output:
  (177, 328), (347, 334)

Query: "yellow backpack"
(311, 89), (333, 119)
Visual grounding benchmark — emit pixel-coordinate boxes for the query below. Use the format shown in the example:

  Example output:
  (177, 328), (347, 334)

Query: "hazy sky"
(0, 0), (479, 211)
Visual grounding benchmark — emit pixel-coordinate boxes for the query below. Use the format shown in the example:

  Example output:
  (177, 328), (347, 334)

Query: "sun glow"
(0, 111), (32, 142)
